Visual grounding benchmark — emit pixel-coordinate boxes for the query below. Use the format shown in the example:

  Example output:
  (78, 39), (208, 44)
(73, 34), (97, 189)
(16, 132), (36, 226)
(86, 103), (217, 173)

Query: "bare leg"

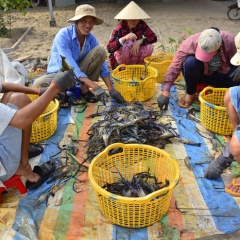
(225, 89), (240, 193)
(1, 92), (40, 182)
(224, 90), (240, 129)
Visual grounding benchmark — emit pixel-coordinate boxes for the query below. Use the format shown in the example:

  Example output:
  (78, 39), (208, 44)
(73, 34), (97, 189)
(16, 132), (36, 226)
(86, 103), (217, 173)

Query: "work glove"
(157, 94), (169, 110)
(94, 86), (109, 105)
(38, 87), (48, 96)
(109, 89), (125, 104)
(51, 69), (77, 92)
(230, 66), (240, 82)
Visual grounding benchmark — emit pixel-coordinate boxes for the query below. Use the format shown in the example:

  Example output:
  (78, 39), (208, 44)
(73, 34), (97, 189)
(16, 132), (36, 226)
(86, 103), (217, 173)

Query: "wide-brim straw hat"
(67, 4), (103, 25)
(114, 1), (150, 20)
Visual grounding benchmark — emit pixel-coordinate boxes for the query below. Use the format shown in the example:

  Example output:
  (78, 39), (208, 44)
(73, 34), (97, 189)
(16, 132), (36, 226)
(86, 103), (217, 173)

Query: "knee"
(224, 89), (231, 107)
(184, 55), (202, 70)
(93, 46), (107, 60)
(230, 135), (240, 164)
(32, 75), (51, 88)
(4, 92), (31, 109)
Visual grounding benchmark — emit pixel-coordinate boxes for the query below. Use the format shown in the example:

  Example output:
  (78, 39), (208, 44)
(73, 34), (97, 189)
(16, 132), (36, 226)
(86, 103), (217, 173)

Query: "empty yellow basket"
(144, 52), (181, 83)
(199, 87), (233, 135)
(28, 94), (59, 143)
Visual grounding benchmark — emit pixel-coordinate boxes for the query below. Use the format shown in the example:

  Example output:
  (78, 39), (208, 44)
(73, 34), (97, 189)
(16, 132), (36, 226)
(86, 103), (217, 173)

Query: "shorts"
(0, 104), (22, 181)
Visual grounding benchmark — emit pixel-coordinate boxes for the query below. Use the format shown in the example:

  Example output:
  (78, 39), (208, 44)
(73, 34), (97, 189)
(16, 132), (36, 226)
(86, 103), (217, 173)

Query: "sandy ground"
(0, 0), (239, 63)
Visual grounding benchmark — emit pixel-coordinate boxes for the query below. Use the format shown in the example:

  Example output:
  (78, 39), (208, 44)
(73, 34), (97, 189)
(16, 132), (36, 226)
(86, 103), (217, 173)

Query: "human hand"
(157, 94), (169, 110)
(38, 87), (48, 96)
(109, 89), (125, 104)
(230, 66), (240, 82)
(51, 69), (77, 92)
(125, 33), (137, 41)
(131, 41), (141, 55)
(94, 86), (109, 105)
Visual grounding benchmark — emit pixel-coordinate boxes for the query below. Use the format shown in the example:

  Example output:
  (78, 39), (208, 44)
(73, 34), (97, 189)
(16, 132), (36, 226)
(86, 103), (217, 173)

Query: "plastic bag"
(0, 49), (27, 86)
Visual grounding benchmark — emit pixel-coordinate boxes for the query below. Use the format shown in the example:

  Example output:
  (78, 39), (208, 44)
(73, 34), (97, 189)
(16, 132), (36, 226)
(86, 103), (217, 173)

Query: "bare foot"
(226, 177), (240, 194)
(15, 163), (40, 183)
(178, 93), (196, 108)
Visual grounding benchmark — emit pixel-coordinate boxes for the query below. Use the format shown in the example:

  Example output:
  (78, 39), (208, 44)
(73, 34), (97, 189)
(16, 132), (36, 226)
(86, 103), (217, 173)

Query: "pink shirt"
(163, 31), (237, 92)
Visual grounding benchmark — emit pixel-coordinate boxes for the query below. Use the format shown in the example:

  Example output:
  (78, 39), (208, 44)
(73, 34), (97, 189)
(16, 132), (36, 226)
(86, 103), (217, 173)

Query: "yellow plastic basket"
(88, 143), (180, 228)
(111, 64), (157, 102)
(199, 87), (233, 135)
(144, 52), (181, 83)
(28, 94), (59, 143)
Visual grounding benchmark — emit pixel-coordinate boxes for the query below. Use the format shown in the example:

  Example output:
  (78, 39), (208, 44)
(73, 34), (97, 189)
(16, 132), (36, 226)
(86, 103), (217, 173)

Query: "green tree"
(0, 0), (32, 37)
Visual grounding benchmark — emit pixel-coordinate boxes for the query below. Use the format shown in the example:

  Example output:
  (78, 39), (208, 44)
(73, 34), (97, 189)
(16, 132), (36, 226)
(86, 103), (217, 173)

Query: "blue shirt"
(47, 25), (110, 79)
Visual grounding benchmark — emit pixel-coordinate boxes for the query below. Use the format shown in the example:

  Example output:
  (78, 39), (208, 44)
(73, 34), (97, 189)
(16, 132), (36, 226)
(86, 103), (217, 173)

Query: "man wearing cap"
(33, 4), (124, 105)
(157, 27), (238, 110)
(106, 1), (157, 70)
(204, 33), (240, 198)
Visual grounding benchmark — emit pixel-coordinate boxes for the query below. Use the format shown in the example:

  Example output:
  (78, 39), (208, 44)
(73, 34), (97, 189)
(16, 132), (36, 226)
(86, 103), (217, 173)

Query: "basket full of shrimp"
(111, 64), (157, 102)
(88, 143), (180, 228)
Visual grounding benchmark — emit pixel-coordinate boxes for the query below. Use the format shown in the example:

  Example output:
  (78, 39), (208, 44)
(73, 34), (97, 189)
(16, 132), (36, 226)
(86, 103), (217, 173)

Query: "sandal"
(178, 94), (196, 108)
(28, 143), (44, 159)
(82, 91), (98, 103)
(59, 94), (69, 109)
(25, 160), (55, 190)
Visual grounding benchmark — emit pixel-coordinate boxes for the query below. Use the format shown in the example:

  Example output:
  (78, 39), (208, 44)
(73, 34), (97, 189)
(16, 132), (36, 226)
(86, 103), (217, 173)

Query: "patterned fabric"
(114, 40), (154, 66)
(106, 20), (157, 69)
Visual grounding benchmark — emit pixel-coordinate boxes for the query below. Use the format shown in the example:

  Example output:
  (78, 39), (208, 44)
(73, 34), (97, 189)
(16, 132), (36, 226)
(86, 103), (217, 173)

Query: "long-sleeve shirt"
(47, 25), (110, 79)
(106, 20), (157, 69)
(163, 30), (236, 92)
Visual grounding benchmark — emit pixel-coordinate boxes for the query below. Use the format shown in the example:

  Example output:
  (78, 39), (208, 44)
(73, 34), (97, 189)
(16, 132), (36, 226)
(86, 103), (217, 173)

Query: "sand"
(0, 0), (239, 64)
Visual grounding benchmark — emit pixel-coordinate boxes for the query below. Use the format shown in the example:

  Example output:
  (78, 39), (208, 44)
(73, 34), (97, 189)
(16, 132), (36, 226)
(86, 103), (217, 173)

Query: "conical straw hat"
(114, 1), (150, 20)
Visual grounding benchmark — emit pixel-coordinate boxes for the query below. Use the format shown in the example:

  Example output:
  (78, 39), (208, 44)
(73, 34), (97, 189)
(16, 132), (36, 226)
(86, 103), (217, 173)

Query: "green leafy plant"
(0, 0), (32, 37)
(157, 28), (194, 53)
(0, 13), (8, 37)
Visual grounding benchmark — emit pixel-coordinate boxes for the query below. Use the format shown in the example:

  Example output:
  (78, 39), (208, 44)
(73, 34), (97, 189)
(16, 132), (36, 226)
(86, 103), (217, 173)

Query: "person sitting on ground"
(204, 32), (240, 197)
(157, 27), (238, 110)
(33, 4), (124, 105)
(106, 1), (157, 70)
(0, 69), (76, 186)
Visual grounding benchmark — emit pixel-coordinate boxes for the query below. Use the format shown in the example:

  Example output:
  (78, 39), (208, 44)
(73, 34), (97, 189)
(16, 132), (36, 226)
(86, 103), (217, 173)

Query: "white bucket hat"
(231, 32), (240, 66)
(67, 4), (103, 25)
(114, 1), (150, 20)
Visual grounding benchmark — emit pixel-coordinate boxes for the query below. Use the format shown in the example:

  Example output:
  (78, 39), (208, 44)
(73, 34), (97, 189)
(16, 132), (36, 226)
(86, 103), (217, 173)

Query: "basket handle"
(199, 86), (214, 96)
(104, 143), (125, 156)
(114, 64), (127, 72)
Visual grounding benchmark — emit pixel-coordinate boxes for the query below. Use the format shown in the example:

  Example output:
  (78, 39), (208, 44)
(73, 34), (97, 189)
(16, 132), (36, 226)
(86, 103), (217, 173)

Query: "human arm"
(7, 69), (76, 129)
(100, 76), (125, 104)
(47, 26), (89, 79)
(107, 24), (134, 53)
(140, 20), (157, 46)
(1, 82), (38, 95)
(162, 34), (199, 92)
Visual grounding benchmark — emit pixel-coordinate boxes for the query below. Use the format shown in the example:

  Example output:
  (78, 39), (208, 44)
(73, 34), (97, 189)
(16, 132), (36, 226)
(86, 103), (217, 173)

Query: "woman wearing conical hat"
(106, 1), (157, 70)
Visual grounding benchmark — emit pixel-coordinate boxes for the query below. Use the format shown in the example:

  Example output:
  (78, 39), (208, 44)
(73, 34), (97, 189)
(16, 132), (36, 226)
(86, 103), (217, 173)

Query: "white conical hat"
(231, 32), (240, 66)
(114, 1), (150, 20)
